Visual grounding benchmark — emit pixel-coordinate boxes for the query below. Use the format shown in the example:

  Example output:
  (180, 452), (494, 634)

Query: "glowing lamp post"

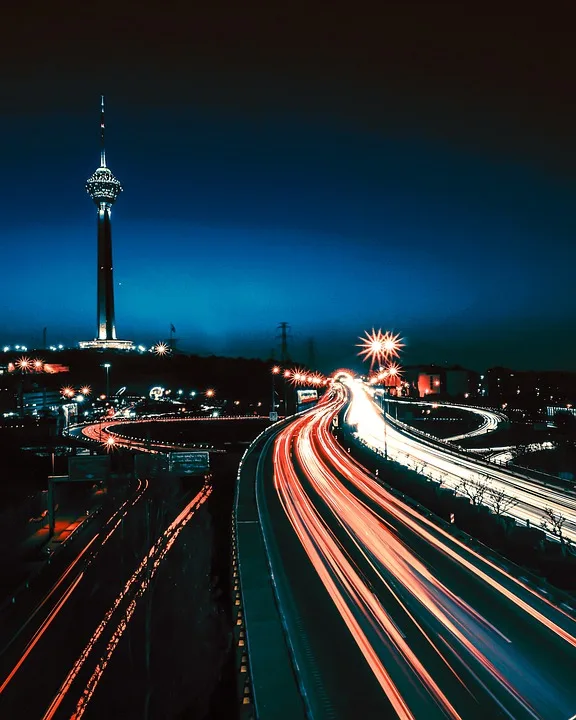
(271, 366), (280, 420)
(102, 363), (111, 398)
(282, 368), (291, 415)
(357, 329), (404, 460)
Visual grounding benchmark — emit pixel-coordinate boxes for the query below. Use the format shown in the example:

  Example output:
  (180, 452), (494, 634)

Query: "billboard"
(168, 451), (210, 475)
(68, 455), (110, 482)
(297, 389), (318, 405)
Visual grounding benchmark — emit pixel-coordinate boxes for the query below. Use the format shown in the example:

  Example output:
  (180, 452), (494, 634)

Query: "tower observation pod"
(80, 97), (134, 350)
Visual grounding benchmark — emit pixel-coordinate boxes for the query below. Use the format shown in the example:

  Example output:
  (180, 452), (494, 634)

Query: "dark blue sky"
(1, 4), (574, 371)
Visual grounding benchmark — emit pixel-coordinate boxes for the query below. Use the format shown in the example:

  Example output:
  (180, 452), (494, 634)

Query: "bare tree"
(435, 471), (448, 488)
(413, 461), (427, 476)
(540, 506), (569, 553)
(485, 486), (519, 517)
(455, 474), (491, 507)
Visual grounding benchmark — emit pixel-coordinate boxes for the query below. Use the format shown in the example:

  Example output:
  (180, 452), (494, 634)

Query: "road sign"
(68, 455), (110, 482)
(168, 451), (210, 475)
(297, 389), (318, 405)
(269, 411), (278, 421)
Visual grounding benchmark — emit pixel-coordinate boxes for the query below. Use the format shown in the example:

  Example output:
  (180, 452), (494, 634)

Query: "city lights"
(357, 329), (404, 369)
(153, 342), (169, 356)
(103, 436), (117, 452)
(16, 356), (32, 372)
(357, 329), (402, 369)
(386, 361), (402, 378)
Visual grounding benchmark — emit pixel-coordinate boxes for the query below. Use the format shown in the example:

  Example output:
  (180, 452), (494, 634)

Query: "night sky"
(1, 4), (575, 371)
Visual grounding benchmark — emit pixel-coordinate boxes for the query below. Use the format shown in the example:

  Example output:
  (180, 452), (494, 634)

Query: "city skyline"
(1, 7), (575, 720)
(1, 5), (575, 371)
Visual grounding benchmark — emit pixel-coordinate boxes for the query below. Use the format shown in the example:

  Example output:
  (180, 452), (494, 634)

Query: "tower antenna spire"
(100, 95), (106, 168)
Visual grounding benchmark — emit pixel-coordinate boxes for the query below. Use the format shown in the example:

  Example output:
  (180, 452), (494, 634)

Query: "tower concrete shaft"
(96, 205), (116, 339)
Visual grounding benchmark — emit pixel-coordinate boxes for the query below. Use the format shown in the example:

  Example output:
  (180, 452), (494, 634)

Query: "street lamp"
(271, 366), (280, 419)
(102, 363), (111, 398)
(357, 328), (404, 461)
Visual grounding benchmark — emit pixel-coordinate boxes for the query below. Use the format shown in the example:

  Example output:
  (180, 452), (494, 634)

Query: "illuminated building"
(402, 365), (478, 399)
(80, 97), (134, 351)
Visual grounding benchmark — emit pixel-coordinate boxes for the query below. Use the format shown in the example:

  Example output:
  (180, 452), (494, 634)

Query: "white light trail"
(347, 382), (576, 542)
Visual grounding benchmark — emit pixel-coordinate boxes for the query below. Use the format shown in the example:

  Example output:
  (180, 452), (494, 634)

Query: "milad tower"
(80, 96), (133, 350)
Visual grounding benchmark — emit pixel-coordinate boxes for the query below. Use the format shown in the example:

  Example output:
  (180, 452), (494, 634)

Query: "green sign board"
(68, 455), (110, 482)
(168, 451), (210, 475)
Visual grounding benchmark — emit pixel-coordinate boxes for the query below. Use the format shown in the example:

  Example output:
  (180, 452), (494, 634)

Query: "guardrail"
(234, 413), (310, 720)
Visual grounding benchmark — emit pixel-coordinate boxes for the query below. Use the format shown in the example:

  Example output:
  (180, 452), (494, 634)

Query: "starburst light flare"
(153, 342), (169, 356)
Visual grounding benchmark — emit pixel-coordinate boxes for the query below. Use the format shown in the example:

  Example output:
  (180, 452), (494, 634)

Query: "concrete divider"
(234, 418), (308, 720)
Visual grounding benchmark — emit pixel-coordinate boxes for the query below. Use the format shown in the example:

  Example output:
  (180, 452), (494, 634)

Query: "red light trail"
(269, 382), (576, 718)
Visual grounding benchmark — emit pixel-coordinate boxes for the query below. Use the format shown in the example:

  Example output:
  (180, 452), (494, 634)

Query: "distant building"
(20, 390), (62, 416)
(404, 365), (479, 399)
(547, 405), (576, 419)
(417, 371), (442, 397)
(486, 367), (576, 408)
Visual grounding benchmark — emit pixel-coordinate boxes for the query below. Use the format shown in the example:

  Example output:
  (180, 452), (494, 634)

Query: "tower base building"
(79, 338), (135, 350)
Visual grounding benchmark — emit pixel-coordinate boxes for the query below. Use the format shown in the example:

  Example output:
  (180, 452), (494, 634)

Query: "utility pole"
(277, 322), (291, 363)
(169, 323), (177, 350)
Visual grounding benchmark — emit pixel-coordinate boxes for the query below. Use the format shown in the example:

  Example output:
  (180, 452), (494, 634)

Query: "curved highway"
(383, 397), (506, 442)
(251, 382), (576, 718)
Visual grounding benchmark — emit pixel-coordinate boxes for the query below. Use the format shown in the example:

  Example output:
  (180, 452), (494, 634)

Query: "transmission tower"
(277, 322), (292, 363)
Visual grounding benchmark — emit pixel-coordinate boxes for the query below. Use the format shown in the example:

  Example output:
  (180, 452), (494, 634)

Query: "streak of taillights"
(0, 574), (84, 694)
(272, 386), (576, 718)
(42, 484), (212, 720)
(0, 478), (147, 695)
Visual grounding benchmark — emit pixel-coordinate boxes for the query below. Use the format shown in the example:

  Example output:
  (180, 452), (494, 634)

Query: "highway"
(0, 467), (211, 718)
(69, 416), (264, 452)
(253, 382), (576, 719)
(351, 382), (576, 542)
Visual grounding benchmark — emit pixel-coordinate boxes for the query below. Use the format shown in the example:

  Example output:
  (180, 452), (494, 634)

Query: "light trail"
(0, 574), (84, 695)
(72, 491), (209, 720)
(381, 398), (506, 442)
(0, 478), (148, 697)
(349, 383), (576, 542)
(70, 415), (268, 453)
(42, 484), (212, 720)
(269, 383), (576, 718)
(0, 534), (100, 659)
